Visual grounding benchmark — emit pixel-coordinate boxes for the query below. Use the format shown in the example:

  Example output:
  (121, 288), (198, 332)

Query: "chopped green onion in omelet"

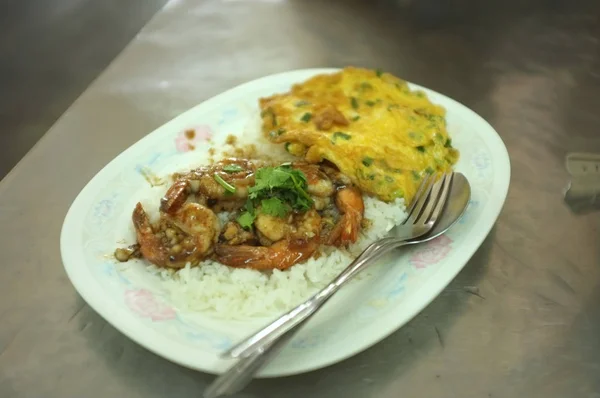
(258, 66), (459, 203)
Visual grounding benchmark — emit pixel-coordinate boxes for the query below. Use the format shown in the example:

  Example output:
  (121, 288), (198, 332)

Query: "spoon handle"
(222, 238), (406, 360)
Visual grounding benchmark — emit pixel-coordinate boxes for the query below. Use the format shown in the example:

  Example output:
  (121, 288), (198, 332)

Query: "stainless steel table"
(2, 0), (599, 397)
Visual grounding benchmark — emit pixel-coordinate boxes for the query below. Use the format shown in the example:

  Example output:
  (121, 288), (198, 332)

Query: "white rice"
(147, 196), (406, 319)
(141, 112), (407, 319)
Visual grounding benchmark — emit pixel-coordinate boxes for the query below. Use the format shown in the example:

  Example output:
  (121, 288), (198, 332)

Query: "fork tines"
(403, 172), (454, 226)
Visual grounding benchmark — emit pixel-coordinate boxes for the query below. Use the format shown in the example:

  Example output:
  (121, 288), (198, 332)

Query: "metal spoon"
(204, 173), (471, 398)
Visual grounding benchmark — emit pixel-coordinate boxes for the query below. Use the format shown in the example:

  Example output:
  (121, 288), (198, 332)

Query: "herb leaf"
(362, 157), (374, 167)
(261, 197), (289, 217)
(213, 174), (236, 193)
(222, 164), (244, 173)
(237, 211), (255, 229)
(351, 97), (359, 109)
(416, 146), (426, 153)
(240, 165), (314, 225)
(352, 115), (360, 121)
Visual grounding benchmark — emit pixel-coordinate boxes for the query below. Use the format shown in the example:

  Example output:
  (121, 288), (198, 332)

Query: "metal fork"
(204, 172), (453, 398)
(222, 172), (453, 360)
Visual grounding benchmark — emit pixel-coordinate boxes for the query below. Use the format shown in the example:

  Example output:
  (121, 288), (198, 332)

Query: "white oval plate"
(61, 68), (510, 377)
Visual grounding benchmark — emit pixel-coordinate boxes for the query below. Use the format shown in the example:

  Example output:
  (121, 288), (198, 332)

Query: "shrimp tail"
(160, 180), (189, 214)
(328, 186), (364, 246)
(132, 202), (169, 266)
(343, 213), (361, 243)
(215, 238), (319, 270)
(214, 245), (270, 268)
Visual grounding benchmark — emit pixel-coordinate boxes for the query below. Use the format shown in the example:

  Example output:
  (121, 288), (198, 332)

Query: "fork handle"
(224, 237), (408, 359)
(204, 332), (296, 398)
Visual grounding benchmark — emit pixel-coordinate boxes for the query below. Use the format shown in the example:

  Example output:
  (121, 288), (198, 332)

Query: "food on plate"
(259, 66), (459, 202)
(113, 67), (458, 317)
(118, 158), (366, 270)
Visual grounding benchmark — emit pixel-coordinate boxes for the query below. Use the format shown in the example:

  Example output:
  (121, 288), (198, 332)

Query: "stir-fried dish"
(116, 67), (459, 271)
(116, 158), (364, 270)
(260, 67), (459, 202)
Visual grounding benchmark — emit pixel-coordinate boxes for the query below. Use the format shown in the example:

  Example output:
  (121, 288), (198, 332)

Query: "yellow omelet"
(259, 67), (459, 203)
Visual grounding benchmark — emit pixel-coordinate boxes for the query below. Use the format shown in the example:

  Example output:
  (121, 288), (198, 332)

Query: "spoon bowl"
(408, 172), (471, 243)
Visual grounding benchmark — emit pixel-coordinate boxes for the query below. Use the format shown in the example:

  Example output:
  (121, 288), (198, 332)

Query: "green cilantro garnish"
(237, 211), (255, 229)
(416, 146), (426, 153)
(351, 97), (359, 109)
(362, 157), (374, 167)
(236, 165), (313, 228)
(213, 174), (236, 193)
(444, 138), (452, 148)
(222, 164), (244, 173)
(366, 100), (376, 107)
(300, 112), (312, 122)
(375, 68), (383, 77)
(260, 197), (289, 217)
(352, 115), (360, 121)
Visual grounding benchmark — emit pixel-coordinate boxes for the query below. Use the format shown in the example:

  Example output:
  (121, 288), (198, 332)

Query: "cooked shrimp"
(327, 186), (364, 246)
(254, 212), (289, 242)
(215, 237), (320, 270)
(312, 196), (331, 210)
(321, 164), (353, 186)
(254, 208), (321, 242)
(292, 162), (334, 197)
(218, 209), (322, 270)
(132, 202), (219, 268)
(160, 179), (194, 214)
(220, 221), (257, 245)
(168, 158), (263, 207)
